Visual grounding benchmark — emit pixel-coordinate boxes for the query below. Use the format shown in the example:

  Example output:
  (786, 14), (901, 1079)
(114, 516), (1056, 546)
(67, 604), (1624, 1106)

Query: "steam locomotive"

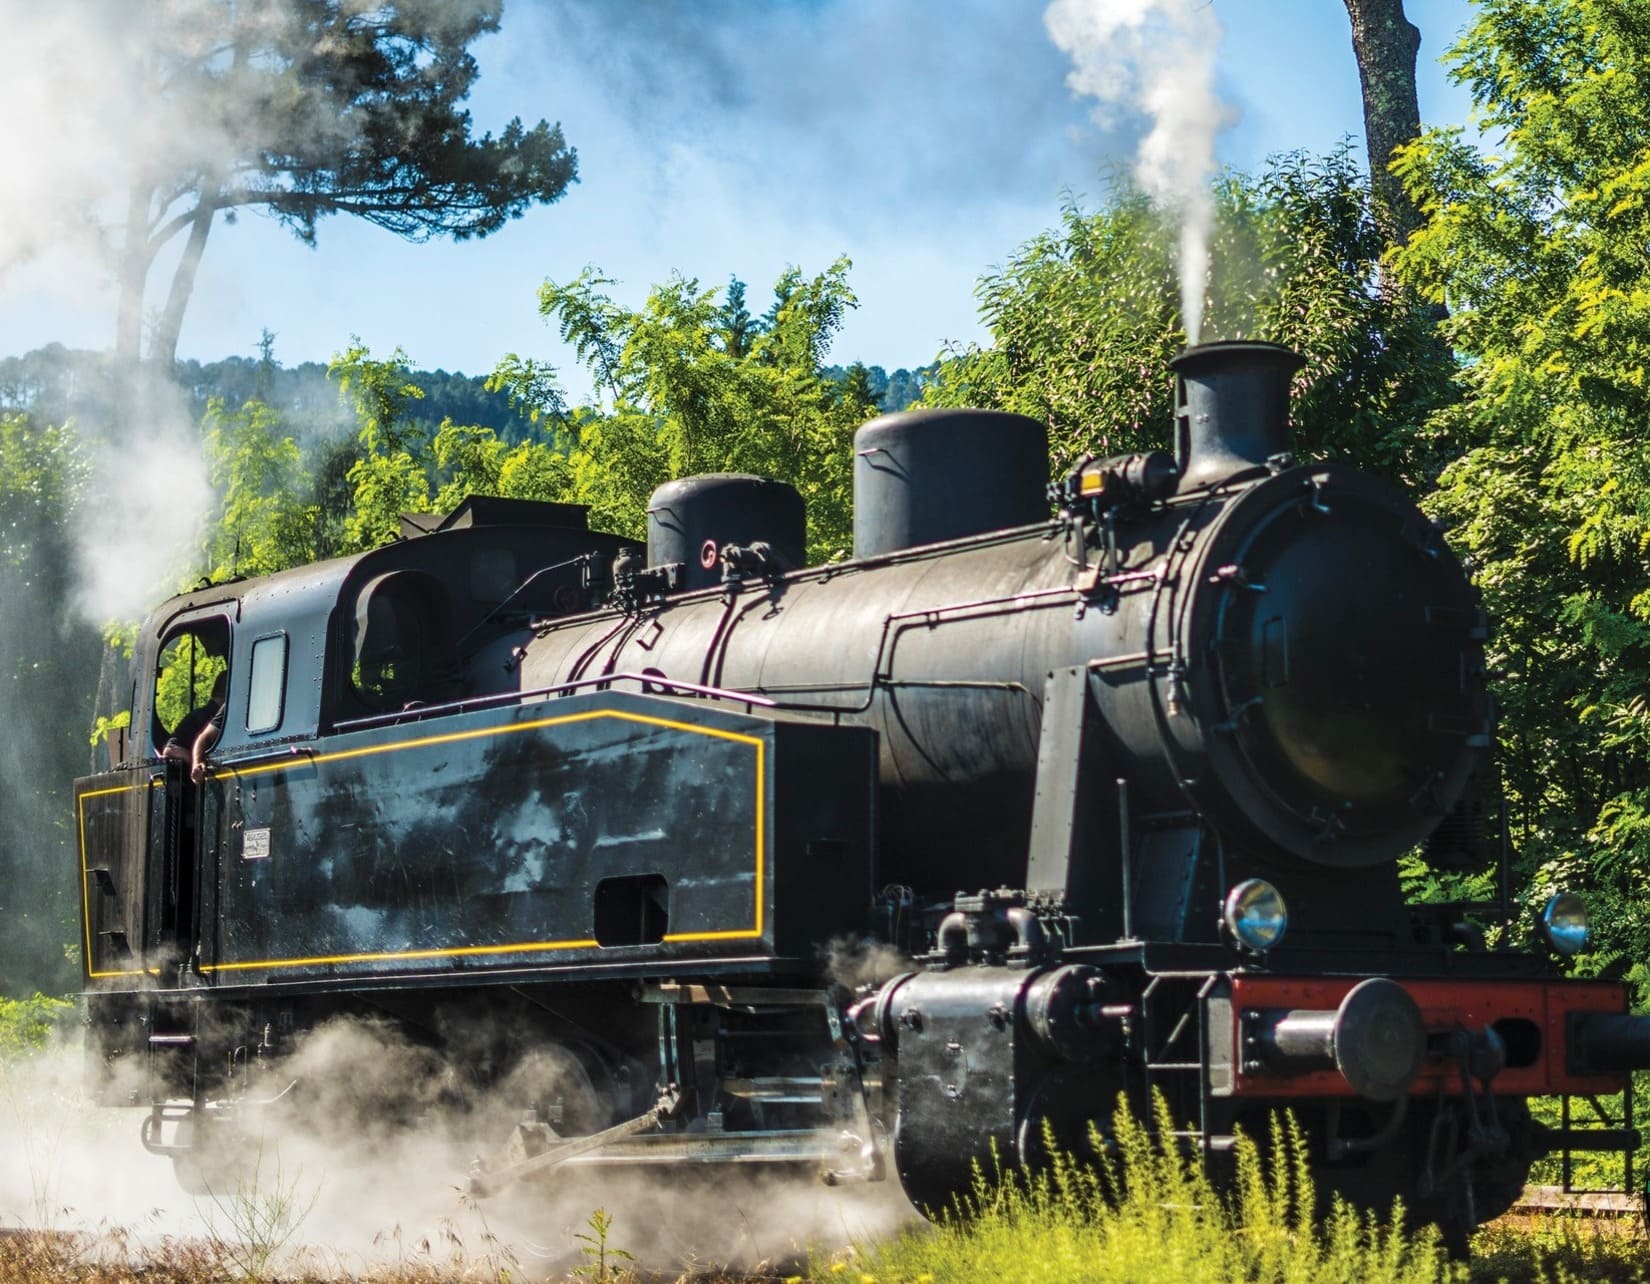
(75, 342), (1650, 1243)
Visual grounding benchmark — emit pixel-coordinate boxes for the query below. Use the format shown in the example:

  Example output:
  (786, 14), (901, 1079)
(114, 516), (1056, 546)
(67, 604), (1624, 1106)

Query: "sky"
(0, 0), (1479, 384)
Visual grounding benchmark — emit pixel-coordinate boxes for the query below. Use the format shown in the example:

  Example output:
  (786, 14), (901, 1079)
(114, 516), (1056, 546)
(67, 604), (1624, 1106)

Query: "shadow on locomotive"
(74, 341), (1650, 1243)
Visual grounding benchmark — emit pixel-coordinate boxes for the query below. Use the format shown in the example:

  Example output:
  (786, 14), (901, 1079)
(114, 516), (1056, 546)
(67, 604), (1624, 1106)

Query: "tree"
(1341, 0), (1426, 243)
(0, 412), (97, 994)
(329, 343), (434, 552)
(924, 149), (1454, 485)
(115, 0), (576, 365)
(321, 258), (878, 570)
(1393, 0), (1650, 976)
(199, 397), (317, 579)
(514, 260), (876, 559)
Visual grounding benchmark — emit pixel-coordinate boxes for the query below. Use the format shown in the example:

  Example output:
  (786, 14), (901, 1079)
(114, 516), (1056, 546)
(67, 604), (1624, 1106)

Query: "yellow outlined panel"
(201, 706), (767, 976)
(76, 779), (151, 980)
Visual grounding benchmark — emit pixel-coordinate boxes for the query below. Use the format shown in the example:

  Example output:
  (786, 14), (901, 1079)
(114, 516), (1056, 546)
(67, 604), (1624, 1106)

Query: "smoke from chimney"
(1043, 0), (1232, 343)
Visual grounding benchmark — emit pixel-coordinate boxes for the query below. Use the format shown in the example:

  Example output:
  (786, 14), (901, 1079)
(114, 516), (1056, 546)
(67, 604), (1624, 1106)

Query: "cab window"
(349, 570), (454, 712)
(246, 634), (288, 734)
(152, 619), (230, 754)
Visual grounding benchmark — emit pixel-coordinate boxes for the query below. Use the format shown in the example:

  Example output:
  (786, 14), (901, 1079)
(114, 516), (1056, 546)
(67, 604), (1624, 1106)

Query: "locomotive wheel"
(1411, 1098), (1540, 1258)
(1265, 1097), (1536, 1258)
(169, 1112), (247, 1197)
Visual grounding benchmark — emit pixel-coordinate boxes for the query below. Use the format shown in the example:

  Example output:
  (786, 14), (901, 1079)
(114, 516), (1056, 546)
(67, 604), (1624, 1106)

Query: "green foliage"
(4, 345), (547, 448)
(0, 994), (72, 1058)
(537, 260), (875, 560)
(200, 398), (317, 579)
(0, 413), (87, 578)
(1471, 1213), (1650, 1283)
(1393, 0), (1650, 976)
(925, 150), (1454, 486)
(836, 1095), (1457, 1284)
(88, 709), (130, 749)
(329, 344), (434, 553)
(486, 353), (569, 430)
(135, 258), (881, 605)
(0, 413), (98, 996)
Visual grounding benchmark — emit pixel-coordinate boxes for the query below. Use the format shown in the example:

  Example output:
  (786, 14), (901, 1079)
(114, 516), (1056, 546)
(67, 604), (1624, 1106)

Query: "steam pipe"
(934, 905), (1047, 964)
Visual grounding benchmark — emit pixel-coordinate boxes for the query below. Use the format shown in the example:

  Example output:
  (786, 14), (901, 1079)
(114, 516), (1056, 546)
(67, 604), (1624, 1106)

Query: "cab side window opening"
(349, 571), (455, 713)
(246, 634), (288, 734)
(152, 621), (230, 753)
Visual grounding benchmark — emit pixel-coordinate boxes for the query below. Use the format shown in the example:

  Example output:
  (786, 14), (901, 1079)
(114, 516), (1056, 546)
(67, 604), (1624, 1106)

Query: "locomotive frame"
(75, 343), (1650, 1246)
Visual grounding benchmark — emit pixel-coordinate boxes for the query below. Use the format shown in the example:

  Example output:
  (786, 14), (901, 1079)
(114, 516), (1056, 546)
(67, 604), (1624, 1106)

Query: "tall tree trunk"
(151, 190), (219, 368)
(114, 181), (152, 364)
(1342, 0), (1424, 246)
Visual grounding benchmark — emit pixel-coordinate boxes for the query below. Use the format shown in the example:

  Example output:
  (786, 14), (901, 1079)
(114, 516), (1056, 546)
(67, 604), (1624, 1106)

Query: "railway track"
(1509, 1185), (1647, 1220)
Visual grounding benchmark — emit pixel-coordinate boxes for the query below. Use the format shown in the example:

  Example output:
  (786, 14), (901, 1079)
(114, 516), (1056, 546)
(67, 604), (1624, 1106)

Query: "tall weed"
(838, 1093), (1461, 1284)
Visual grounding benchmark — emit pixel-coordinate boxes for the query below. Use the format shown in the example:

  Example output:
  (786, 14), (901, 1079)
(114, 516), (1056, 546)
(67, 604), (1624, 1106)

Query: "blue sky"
(2, 0), (1479, 384)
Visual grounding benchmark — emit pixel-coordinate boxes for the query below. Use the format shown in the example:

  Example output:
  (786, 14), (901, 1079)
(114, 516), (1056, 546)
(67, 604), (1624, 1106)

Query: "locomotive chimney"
(1170, 341), (1304, 491)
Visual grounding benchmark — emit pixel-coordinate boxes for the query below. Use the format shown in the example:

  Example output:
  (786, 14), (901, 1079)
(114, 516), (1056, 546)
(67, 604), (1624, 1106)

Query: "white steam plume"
(69, 371), (214, 624)
(1, 1), (229, 622)
(1043, 0), (1230, 343)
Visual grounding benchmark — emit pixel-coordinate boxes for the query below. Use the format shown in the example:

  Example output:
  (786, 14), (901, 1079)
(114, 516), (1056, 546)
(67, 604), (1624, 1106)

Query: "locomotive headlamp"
(1539, 891), (1591, 957)
(1224, 878), (1289, 952)
(1062, 451), (1179, 515)
(1078, 465), (1114, 498)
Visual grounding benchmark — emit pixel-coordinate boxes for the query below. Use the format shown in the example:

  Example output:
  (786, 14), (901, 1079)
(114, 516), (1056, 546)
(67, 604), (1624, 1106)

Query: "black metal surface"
(1173, 467), (1490, 866)
(1569, 1011), (1650, 1073)
(198, 690), (874, 982)
(647, 474), (806, 591)
(1170, 341), (1302, 490)
(852, 408), (1048, 558)
(1024, 666), (1119, 929)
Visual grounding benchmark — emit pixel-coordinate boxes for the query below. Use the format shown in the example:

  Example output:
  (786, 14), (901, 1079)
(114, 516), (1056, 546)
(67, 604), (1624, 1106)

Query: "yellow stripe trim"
(202, 938), (601, 972)
(224, 708), (764, 777)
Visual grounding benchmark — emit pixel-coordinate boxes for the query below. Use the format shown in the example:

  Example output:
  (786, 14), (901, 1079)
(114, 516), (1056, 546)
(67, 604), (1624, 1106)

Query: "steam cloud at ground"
(0, 1021), (915, 1278)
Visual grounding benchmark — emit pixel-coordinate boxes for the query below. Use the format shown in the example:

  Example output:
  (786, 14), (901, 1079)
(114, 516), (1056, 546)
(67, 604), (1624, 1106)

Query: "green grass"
(817, 1097), (1455, 1284)
(802, 1096), (1650, 1284)
(1470, 1216), (1650, 1284)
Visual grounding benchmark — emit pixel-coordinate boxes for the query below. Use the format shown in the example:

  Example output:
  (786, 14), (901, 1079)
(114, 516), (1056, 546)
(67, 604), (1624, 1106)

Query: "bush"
(0, 993), (73, 1057)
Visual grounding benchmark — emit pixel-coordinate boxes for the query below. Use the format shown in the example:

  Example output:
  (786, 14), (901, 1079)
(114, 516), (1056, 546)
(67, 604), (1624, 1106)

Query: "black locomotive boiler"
(74, 342), (1650, 1240)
